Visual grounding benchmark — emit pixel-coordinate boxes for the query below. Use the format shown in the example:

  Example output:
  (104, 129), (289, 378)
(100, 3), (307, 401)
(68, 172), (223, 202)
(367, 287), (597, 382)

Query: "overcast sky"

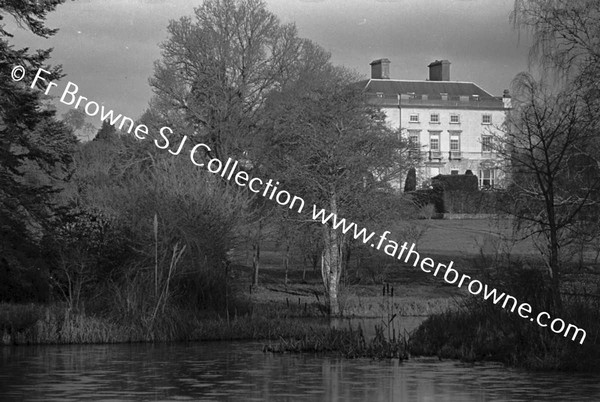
(6, 0), (531, 127)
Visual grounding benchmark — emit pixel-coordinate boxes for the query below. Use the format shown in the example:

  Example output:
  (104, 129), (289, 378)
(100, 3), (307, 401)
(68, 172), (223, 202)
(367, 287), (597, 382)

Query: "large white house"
(359, 58), (511, 190)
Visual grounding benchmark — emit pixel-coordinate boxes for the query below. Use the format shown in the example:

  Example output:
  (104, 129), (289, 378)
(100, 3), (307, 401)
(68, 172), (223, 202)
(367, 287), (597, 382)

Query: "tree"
(94, 120), (118, 142)
(512, 0), (600, 87)
(261, 64), (409, 316)
(492, 72), (600, 308)
(0, 0), (77, 301)
(146, 0), (320, 288)
(404, 168), (417, 192)
(149, 0), (304, 161)
(62, 109), (85, 132)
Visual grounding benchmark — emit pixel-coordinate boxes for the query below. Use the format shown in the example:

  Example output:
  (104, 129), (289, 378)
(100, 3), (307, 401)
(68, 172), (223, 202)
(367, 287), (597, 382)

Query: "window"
(450, 132), (461, 159)
(429, 133), (440, 151)
(430, 113), (440, 124)
(408, 130), (420, 149)
(482, 136), (492, 152)
(451, 170), (459, 175)
(409, 114), (419, 123)
(482, 114), (492, 124)
(441, 93), (448, 101)
(479, 169), (495, 188)
(376, 92), (384, 98)
(450, 114), (460, 124)
(450, 134), (460, 152)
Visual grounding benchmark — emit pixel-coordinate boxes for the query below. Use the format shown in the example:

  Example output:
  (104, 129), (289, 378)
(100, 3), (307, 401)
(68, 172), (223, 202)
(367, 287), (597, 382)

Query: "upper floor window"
(482, 114), (492, 124)
(482, 135), (493, 152)
(430, 113), (440, 124)
(409, 114), (419, 123)
(376, 92), (384, 98)
(450, 114), (460, 124)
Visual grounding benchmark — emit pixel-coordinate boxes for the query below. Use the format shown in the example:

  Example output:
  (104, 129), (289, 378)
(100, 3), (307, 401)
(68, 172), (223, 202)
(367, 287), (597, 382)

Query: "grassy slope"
(230, 218), (534, 318)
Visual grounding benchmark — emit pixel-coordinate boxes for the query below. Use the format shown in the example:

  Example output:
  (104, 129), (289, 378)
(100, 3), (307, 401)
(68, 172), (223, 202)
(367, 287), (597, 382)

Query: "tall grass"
(0, 303), (333, 345)
(265, 324), (410, 360)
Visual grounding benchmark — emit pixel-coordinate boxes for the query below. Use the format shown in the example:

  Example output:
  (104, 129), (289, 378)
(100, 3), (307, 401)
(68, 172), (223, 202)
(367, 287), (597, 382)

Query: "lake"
(1, 318), (599, 401)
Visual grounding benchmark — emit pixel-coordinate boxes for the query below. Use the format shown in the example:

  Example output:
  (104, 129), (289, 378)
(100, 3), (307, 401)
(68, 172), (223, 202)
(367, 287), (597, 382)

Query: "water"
(1, 327), (599, 401)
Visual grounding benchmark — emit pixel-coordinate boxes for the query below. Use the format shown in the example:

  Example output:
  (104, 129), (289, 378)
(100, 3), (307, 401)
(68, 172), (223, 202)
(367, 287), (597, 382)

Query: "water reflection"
(1, 341), (599, 401)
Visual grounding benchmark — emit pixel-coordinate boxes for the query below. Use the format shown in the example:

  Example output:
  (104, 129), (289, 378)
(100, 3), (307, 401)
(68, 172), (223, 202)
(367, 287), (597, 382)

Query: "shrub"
(409, 263), (600, 371)
(432, 174), (478, 192)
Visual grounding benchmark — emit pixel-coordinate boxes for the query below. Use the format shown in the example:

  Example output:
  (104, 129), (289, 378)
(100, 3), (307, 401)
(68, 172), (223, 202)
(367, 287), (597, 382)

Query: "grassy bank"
(0, 303), (332, 345)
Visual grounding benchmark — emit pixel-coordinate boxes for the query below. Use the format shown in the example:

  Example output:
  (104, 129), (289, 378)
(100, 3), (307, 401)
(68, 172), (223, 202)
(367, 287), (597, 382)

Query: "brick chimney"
(428, 60), (450, 81)
(370, 58), (390, 79)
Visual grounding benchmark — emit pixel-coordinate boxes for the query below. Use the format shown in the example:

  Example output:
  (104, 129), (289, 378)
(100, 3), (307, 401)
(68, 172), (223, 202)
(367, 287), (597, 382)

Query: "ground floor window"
(479, 169), (495, 188)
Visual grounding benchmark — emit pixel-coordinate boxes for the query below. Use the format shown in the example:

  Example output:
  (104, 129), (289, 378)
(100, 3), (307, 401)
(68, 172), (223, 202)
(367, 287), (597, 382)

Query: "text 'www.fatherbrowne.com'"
(311, 206), (587, 345)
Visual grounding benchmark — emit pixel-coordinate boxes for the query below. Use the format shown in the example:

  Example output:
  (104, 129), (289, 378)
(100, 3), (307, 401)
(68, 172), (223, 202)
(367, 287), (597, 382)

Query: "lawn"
(228, 217), (600, 318)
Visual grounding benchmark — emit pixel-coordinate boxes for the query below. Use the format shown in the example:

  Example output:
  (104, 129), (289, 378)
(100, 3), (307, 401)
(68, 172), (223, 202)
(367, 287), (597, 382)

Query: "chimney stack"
(503, 89), (511, 109)
(370, 58), (390, 79)
(428, 60), (450, 81)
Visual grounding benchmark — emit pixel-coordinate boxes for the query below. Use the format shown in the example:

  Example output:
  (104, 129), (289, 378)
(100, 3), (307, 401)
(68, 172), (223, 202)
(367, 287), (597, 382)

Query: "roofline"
(376, 104), (507, 111)
(364, 78), (496, 98)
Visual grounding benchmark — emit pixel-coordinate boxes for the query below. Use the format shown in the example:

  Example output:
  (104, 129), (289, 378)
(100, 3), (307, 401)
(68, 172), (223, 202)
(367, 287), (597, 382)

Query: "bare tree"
(493, 72), (600, 307)
(149, 0), (305, 161)
(261, 63), (410, 316)
(511, 0), (600, 107)
(146, 0), (321, 288)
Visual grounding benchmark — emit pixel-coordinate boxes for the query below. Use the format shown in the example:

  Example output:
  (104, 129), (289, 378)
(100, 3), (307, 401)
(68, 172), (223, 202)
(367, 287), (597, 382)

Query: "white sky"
(5, 0), (531, 126)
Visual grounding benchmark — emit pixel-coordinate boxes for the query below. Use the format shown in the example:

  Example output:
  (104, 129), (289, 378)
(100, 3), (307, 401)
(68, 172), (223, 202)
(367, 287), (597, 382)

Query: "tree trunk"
(546, 181), (562, 311)
(548, 226), (562, 310)
(252, 220), (262, 287)
(284, 237), (290, 288)
(321, 194), (343, 316)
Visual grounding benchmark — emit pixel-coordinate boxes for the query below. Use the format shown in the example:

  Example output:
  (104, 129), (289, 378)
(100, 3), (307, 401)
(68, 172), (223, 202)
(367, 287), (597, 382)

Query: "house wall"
(382, 105), (508, 189)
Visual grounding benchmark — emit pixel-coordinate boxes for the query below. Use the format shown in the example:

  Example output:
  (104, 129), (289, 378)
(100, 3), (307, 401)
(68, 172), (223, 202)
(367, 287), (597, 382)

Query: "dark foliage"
(0, 0), (77, 302)
(404, 167), (417, 192)
(432, 173), (478, 192)
(410, 263), (600, 372)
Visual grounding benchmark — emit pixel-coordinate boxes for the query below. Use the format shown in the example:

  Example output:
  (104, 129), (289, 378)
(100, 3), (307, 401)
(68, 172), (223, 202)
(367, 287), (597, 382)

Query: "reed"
(264, 324), (410, 360)
(0, 303), (335, 345)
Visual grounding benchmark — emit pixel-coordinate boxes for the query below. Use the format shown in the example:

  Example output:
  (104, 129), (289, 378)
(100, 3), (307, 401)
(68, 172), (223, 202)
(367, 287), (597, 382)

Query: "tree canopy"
(0, 0), (76, 301)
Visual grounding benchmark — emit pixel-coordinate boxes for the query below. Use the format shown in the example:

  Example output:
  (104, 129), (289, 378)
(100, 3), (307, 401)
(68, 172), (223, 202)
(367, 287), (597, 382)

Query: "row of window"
(408, 130), (493, 153)
(408, 113), (493, 125)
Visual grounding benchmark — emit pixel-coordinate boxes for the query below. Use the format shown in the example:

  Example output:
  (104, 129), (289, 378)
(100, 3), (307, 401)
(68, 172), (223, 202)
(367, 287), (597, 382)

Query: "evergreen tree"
(94, 120), (118, 142)
(0, 0), (77, 301)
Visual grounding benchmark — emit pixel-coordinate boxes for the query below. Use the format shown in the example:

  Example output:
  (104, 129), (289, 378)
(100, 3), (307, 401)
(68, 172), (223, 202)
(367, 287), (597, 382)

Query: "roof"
(358, 78), (496, 100)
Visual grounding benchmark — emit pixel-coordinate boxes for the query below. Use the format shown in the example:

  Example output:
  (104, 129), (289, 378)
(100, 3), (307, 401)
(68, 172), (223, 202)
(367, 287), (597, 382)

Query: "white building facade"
(361, 59), (511, 190)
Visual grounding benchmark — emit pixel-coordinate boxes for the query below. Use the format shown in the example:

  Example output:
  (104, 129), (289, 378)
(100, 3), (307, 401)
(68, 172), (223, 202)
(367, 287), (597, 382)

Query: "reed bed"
(264, 324), (410, 360)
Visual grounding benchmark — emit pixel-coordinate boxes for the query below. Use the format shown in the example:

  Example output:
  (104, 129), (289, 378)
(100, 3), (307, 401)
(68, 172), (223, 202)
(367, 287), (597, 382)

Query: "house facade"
(360, 58), (511, 190)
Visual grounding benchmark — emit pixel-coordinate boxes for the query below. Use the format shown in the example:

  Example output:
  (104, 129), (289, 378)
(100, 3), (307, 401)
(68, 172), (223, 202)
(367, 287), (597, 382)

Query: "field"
(228, 217), (600, 319)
